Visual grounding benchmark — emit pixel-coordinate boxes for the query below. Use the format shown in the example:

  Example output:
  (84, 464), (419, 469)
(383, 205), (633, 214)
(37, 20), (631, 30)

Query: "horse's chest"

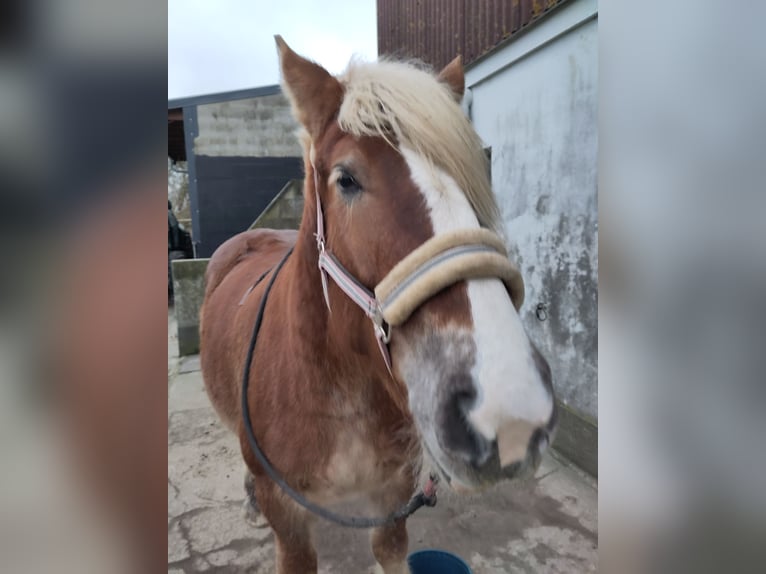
(320, 430), (398, 499)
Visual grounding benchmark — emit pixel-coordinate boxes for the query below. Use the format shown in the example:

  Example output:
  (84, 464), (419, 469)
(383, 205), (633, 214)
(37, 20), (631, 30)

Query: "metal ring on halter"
(314, 233), (325, 253)
(374, 320), (391, 344)
(371, 304), (392, 343)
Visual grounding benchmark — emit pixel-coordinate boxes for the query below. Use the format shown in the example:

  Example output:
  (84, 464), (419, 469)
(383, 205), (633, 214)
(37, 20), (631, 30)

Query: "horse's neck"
(279, 209), (413, 425)
(285, 205), (386, 384)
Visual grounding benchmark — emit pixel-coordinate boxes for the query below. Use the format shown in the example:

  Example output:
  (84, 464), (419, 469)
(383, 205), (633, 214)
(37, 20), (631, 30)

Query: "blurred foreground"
(1, 1), (166, 572)
(599, 2), (766, 572)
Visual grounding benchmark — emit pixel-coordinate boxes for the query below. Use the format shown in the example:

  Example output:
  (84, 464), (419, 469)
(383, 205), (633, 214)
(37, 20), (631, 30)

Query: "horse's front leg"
(369, 481), (413, 574)
(242, 468), (261, 524)
(255, 476), (317, 574)
(371, 519), (409, 574)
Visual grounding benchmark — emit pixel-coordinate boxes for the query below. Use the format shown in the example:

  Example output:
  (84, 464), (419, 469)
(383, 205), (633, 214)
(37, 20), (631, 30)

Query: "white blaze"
(401, 147), (553, 441)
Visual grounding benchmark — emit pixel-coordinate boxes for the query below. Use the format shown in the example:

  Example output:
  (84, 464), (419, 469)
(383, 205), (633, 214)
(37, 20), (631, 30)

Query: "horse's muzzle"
(438, 398), (558, 487)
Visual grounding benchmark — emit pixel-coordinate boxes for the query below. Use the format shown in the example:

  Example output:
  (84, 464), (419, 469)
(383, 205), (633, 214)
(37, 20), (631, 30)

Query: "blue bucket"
(407, 549), (472, 574)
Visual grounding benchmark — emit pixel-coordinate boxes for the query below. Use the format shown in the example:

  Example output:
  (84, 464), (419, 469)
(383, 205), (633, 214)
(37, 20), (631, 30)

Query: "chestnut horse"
(200, 37), (557, 574)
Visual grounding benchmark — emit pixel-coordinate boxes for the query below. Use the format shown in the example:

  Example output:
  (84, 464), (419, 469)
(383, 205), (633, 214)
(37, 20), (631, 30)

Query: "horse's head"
(276, 37), (557, 491)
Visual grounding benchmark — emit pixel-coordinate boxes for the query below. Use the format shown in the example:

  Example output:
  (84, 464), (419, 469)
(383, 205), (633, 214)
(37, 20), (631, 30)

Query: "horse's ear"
(275, 35), (343, 141)
(438, 55), (465, 102)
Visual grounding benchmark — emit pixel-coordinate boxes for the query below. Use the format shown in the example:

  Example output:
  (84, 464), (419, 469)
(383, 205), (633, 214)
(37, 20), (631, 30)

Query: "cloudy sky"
(168, 0), (378, 100)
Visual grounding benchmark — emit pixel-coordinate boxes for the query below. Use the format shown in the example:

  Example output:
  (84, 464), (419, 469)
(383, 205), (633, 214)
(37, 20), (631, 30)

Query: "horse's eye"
(336, 172), (361, 195)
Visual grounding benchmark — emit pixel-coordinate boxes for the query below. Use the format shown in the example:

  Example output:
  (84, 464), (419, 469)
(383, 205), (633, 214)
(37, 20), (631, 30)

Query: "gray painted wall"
(466, 0), (598, 420)
(195, 93), (302, 158)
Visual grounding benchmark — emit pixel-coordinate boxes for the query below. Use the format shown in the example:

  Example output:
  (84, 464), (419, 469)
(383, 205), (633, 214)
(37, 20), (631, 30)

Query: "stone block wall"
(172, 258), (209, 356)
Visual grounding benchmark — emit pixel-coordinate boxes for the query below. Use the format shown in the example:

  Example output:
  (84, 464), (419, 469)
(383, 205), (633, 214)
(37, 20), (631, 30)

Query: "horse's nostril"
(539, 432), (549, 454)
(455, 390), (476, 416)
(530, 428), (550, 458)
(471, 438), (494, 468)
(440, 384), (494, 467)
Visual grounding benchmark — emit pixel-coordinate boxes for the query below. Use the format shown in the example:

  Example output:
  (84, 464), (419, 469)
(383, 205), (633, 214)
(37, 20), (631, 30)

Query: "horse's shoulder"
(204, 229), (298, 295)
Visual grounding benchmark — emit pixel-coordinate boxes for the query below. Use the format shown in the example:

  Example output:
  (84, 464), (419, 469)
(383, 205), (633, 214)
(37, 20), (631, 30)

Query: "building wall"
(249, 179), (304, 231)
(195, 93), (302, 157)
(189, 92), (304, 257)
(466, 0), (598, 421)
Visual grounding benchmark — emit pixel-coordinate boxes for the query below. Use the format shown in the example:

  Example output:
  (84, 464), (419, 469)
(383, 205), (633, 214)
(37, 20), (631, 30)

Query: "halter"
(312, 166), (524, 375)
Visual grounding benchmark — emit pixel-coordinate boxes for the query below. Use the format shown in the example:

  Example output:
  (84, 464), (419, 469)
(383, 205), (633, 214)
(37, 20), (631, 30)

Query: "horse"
(199, 36), (557, 574)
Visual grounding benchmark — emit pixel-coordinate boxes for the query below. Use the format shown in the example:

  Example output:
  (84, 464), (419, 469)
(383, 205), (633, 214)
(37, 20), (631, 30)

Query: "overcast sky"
(168, 0), (378, 100)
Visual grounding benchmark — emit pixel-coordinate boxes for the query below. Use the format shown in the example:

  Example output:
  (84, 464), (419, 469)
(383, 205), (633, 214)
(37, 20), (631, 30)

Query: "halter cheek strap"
(313, 168), (393, 375)
(311, 164), (524, 377)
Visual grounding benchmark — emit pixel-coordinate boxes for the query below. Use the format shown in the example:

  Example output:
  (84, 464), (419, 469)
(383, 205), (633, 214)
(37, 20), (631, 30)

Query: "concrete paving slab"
(180, 355), (201, 374)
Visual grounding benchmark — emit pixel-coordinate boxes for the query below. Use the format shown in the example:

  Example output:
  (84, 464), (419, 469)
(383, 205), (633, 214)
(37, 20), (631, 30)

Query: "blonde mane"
(337, 59), (501, 232)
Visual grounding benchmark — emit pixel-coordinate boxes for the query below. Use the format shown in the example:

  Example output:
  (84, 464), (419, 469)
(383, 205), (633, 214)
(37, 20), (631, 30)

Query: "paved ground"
(168, 309), (597, 573)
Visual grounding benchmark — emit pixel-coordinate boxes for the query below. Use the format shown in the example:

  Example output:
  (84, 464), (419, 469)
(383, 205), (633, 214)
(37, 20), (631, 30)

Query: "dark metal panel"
(485, 0), (503, 54)
(377, 0), (569, 69)
(462, 1), (478, 65)
(182, 105), (201, 256)
(511, 0), (522, 34)
(521, 0), (533, 28)
(193, 156), (303, 257)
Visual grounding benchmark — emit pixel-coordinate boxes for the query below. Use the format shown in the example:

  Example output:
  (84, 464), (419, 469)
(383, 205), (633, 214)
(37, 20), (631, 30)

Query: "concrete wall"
(171, 181), (305, 358)
(172, 258), (209, 356)
(189, 91), (305, 258)
(465, 0), (597, 438)
(249, 179), (304, 231)
(195, 93), (302, 158)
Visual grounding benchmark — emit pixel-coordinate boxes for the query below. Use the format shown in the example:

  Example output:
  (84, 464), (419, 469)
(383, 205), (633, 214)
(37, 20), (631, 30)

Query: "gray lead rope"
(241, 247), (438, 528)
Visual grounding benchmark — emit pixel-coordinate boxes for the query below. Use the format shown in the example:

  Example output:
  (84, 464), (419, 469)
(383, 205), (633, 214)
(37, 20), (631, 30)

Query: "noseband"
(313, 167), (525, 374)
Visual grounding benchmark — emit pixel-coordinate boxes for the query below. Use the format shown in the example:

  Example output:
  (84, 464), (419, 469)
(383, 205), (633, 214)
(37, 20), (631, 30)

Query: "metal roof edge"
(168, 84), (282, 110)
